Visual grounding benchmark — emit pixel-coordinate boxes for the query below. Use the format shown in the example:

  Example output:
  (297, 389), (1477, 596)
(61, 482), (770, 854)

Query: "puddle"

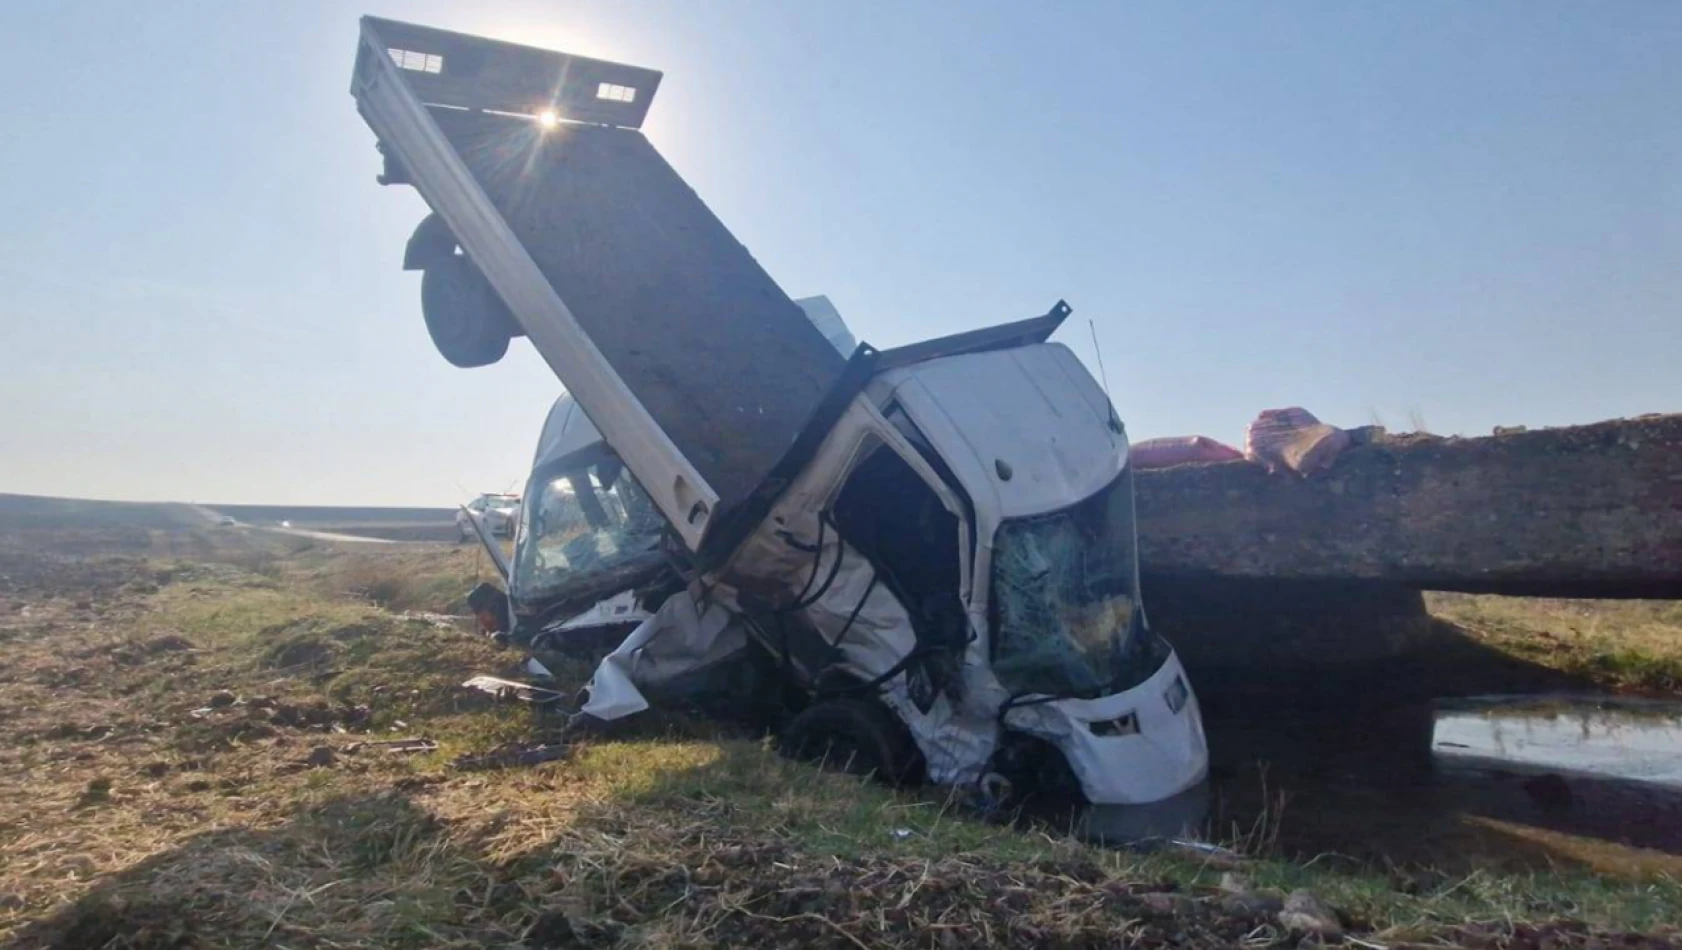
(1068, 693), (1682, 868)
(1433, 696), (1682, 787)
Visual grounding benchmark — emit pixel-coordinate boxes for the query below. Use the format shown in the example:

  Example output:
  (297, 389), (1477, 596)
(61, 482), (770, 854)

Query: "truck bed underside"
(427, 108), (847, 517)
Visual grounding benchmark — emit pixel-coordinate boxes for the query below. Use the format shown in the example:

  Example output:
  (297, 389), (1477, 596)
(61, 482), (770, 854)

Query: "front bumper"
(1007, 650), (1209, 806)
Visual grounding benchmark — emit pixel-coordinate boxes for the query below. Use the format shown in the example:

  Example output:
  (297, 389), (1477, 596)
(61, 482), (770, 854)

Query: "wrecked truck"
(350, 17), (1207, 812)
(467, 295), (856, 660)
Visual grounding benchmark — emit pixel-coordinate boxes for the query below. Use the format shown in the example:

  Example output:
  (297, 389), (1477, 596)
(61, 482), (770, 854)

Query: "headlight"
(1164, 675), (1189, 714)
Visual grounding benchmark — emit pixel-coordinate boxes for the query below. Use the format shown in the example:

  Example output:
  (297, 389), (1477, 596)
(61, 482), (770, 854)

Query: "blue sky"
(1, 1), (1676, 506)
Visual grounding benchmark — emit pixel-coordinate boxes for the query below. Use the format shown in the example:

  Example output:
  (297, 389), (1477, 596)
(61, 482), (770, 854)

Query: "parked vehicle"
(455, 493), (519, 541)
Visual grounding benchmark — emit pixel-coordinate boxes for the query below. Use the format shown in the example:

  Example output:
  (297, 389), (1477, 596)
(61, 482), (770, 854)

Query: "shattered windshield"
(989, 468), (1170, 697)
(513, 457), (665, 604)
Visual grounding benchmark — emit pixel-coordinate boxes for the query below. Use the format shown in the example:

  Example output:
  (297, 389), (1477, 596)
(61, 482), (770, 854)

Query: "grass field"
(1429, 593), (1682, 694)
(1, 521), (1678, 948)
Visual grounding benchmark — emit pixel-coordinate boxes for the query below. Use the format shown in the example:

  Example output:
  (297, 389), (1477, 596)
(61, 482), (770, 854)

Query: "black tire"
(420, 255), (515, 368)
(989, 733), (1085, 807)
(777, 698), (921, 785)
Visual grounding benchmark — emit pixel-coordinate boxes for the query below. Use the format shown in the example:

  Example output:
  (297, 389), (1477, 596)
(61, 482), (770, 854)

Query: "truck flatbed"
(352, 16), (847, 550)
(425, 109), (845, 517)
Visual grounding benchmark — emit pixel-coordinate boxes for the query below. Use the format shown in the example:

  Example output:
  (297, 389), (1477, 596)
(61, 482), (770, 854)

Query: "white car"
(457, 493), (520, 541)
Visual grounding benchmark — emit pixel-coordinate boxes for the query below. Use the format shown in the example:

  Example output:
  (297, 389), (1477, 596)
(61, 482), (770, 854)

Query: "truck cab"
(502, 393), (670, 652)
(711, 336), (1206, 805)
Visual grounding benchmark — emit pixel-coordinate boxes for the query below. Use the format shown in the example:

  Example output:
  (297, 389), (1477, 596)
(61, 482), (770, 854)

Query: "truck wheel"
(778, 697), (920, 785)
(420, 255), (515, 368)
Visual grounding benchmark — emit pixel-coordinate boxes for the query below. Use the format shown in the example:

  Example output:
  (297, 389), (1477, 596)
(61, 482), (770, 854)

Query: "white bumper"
(1008, 651), (1208, 805)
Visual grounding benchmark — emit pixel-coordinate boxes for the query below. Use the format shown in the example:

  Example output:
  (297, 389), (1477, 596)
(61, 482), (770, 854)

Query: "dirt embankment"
(1, 526), (1678, 948)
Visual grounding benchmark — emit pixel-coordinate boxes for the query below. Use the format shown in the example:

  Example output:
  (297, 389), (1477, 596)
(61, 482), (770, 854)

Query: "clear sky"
(2, 1), (1677, 506)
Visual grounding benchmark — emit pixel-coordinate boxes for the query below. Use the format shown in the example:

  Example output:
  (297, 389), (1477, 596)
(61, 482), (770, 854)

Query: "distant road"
(200, 503), (459, 543)
(0, 494), (459, 545)
(206, 504), (455, 525)
(252, 524), (397, 545)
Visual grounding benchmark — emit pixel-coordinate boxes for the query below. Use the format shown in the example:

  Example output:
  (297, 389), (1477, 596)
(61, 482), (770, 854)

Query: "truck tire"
(420, 255), (515, 368)
(778, 697), (921, 786)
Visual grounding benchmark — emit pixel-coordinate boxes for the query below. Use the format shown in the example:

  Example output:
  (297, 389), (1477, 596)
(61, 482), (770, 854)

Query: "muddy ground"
(1, 513), (1678, 948)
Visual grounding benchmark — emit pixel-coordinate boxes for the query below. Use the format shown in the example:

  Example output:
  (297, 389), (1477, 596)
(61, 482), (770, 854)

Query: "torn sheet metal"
(796, 531), (1003, 788)
(461, 675), (566, 705)
(579, 583), (748, 720)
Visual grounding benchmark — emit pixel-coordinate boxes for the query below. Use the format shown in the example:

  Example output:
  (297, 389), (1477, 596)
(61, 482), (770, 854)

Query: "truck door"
(827, 419), (972, 710)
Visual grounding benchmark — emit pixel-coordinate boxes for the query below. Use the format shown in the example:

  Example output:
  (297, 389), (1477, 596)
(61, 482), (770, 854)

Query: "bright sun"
(537, 110), (560, 129)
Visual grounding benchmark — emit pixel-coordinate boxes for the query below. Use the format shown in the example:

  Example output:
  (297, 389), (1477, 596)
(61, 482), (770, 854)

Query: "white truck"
(472, 297), (855, 659)
(351, 17), (1206, 819)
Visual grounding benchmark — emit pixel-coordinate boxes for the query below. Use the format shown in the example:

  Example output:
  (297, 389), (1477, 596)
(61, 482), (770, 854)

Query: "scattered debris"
(462, 674), (566, 706)
(1165, 839), (1245, 869)
(344, 737), (438, 755)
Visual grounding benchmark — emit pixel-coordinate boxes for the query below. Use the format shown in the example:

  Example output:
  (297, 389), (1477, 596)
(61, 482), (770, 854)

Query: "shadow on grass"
(1, 793), (544, 950)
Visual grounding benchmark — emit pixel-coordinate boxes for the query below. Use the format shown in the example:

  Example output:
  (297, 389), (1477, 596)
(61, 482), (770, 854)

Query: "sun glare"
(537, 110), (560, 129)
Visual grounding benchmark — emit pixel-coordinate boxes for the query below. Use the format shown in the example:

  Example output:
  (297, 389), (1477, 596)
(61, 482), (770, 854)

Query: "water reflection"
(1074, 694), (1682, 867)
(1433, 696), (1682, 787)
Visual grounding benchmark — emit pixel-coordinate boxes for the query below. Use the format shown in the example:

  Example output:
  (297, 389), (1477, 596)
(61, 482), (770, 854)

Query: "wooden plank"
(430, 109), (847, 517)
(1136, 414), (1682, 598)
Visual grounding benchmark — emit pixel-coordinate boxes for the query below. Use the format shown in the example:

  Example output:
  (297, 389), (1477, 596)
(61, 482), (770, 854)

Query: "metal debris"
(345, 737), (439, 755)
(462, 674), (566, 705)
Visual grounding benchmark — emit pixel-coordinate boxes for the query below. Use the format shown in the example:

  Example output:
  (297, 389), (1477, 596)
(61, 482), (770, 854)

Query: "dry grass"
(1, 532), (1678, 948)
(1430, 593), (1682, 693)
